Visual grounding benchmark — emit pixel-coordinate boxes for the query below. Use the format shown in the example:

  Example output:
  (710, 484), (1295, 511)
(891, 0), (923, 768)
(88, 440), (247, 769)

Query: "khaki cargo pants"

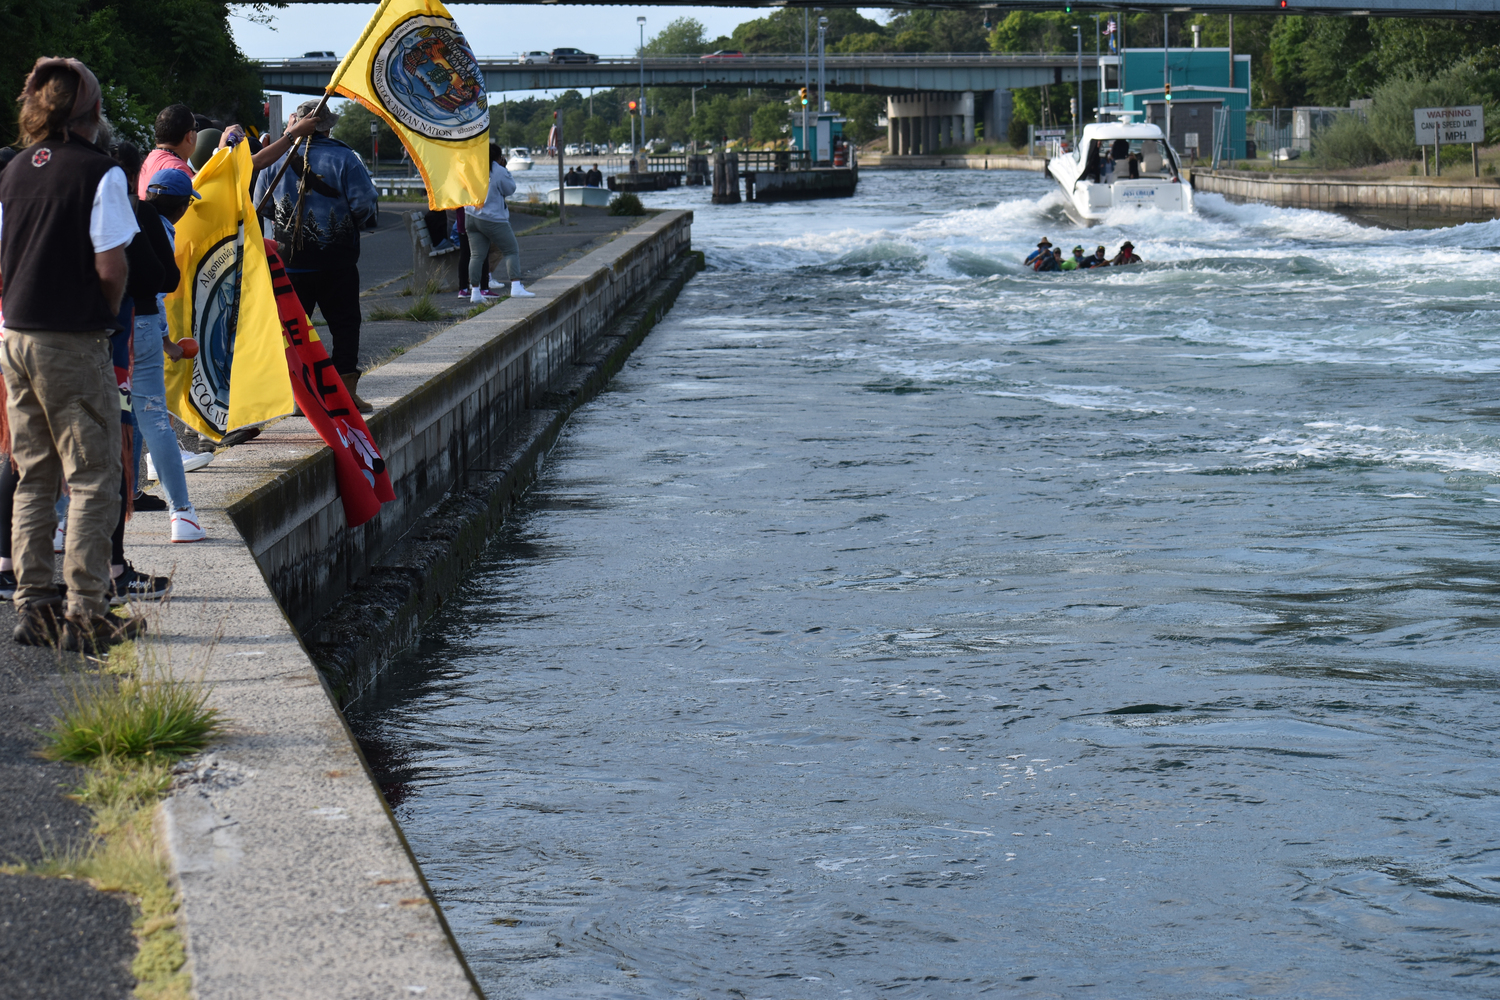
(1, 328), (121, 619)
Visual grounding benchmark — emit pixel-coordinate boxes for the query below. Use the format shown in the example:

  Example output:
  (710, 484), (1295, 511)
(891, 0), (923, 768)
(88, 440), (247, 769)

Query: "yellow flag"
(331, 0), (490, 211)
(164, 141), (294, 441)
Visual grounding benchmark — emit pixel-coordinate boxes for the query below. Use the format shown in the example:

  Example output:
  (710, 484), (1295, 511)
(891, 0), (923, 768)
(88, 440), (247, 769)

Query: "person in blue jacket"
(1024, 237), (1053, 266)
(253, 99), (379, 412)
(467, 143), (535, 304)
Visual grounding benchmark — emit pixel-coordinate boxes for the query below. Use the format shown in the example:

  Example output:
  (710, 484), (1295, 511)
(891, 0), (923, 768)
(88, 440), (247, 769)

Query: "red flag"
(265, 241), (395, 528)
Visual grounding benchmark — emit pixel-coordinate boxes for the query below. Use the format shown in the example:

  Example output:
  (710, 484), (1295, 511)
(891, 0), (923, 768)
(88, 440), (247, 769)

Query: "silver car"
(520, 50), (549, 65)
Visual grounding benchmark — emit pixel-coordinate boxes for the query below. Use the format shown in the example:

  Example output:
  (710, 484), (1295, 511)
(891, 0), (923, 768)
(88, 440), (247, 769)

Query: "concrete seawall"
(1191, 168), (1500, 225)
(860, 153), (1046, 172)
(153, 210), (697, 999)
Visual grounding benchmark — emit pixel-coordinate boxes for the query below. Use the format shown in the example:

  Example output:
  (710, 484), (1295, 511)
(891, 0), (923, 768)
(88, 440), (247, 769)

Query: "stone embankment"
(1190, 168), (1500, 225)
(145, 209), (697, 999)
(860, 152), (1046, 172)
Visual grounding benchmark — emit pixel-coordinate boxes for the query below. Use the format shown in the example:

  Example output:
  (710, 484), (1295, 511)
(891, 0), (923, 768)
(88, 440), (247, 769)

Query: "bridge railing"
(256, 52), (1069, 71)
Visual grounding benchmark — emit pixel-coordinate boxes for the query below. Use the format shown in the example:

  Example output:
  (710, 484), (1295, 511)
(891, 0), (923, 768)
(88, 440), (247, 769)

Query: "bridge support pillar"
(987, 89), (1013, 146)
(888, 92), (977, 155)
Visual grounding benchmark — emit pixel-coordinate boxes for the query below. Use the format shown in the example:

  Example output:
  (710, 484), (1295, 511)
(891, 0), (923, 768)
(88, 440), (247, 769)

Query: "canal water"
(350, 170), (1500, 999)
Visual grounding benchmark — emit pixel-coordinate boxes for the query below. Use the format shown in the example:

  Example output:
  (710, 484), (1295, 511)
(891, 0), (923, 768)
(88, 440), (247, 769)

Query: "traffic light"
(627, 100), (638, 114)
(799, 87), (808, 106)
(1164, 82), (1172, 102)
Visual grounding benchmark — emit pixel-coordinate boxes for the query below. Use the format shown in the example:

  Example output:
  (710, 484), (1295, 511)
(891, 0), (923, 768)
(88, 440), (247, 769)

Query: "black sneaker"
(110, 563), (172, 606)
(63, 612), (147, 654)
(13, 597), (65, 646)
(0, 569), (17, 600)
(132, 492), (169, 512)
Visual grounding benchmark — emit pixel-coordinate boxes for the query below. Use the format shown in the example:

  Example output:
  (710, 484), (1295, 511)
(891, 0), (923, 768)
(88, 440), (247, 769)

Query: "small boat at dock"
(507, 147), (534, 171)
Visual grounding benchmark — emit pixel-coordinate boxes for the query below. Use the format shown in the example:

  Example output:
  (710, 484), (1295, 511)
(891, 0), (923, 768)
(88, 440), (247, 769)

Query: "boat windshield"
(1081, 137), (1181, 183)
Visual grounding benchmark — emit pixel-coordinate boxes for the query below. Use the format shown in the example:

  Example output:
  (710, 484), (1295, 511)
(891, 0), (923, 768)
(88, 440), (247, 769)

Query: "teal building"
(1099, 47), (1252, 160)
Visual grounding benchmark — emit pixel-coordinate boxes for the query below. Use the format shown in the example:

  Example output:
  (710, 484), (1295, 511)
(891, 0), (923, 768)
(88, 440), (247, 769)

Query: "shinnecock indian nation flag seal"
(332, 0), (490, 210)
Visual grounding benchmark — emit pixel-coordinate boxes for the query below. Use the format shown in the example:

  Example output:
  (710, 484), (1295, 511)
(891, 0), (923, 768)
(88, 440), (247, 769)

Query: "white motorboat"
(1047, 114), (1193, 224)
(507, 147), (534, 171)
(547, 185), (611, 208)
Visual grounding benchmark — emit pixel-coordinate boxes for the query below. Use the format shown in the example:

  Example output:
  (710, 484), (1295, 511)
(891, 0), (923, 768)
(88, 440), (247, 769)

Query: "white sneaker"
(511, 282), (536, 298)
(470, 288), (484, 304)
(181, 449), (214, 473)
(147, 449), (212, 479)
(53, 519), (65, 553)
(170, 504), (206, 543)
(488, 277), (505, 291)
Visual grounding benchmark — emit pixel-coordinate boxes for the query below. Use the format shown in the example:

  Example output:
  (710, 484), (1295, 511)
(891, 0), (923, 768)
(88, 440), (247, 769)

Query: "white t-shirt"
(0, 164), (138, 253)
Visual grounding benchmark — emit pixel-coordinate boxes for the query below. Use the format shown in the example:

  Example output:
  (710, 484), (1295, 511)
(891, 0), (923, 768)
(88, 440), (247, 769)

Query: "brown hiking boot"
(339, 371), (375, 414)
(13, 597), (66, 647)
(63, 612), (147, 655)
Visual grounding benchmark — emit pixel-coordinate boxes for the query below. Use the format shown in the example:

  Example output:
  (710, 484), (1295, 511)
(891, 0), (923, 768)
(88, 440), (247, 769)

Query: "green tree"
(887, 10), (990, 53)
(731, 8), (884, 54)
(1, 0), (266, 145)
(331, 101), (399, 160)
(642, 17), (710, 56)
(829, 92), (883, 142)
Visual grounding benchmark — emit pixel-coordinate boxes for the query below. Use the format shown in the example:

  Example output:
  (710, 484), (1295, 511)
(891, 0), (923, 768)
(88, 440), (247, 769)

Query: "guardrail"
(257, 52), (1077, 71)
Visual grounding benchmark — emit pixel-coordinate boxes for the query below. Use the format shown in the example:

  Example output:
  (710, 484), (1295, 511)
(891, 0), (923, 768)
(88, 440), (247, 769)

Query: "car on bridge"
(701, 50), (744, 60)
(549, 48), (598, 65)
(291, 50), (337, 62)
(519, 50), (550, 65)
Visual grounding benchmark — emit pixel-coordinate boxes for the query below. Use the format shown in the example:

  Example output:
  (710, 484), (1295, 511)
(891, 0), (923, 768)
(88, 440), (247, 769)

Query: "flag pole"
(255, 0), (394, 218)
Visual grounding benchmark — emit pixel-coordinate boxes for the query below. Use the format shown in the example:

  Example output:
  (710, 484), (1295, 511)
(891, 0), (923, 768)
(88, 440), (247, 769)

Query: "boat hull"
(1048, 157), (1193, 225)
(547, 185), (612, 207)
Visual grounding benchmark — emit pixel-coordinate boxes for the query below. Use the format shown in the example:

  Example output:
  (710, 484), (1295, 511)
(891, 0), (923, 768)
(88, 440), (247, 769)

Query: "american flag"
(1104, 19), (1117, 35)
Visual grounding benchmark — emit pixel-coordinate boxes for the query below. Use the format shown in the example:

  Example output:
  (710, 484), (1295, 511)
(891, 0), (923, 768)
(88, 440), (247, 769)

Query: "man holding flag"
(253, 100), (378, 413)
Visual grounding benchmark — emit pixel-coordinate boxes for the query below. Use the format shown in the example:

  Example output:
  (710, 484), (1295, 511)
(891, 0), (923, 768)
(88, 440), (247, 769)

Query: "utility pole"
(1163, 13), (1171, 151)
(637, 15), (646, 155)
(1073, 24), (1082, 145)
(555, 109), (567, 225)
(803, 9), (811, 156)
(818, 16), (828, 114)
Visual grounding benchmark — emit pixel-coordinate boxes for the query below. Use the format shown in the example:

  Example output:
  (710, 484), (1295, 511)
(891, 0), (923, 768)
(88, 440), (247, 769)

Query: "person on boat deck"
(1061, 246), (1088, 271)
(1090, 245), (1109, 267)
(1024, 238), (1053, 266)
(1110, 241), (1143, 265)
(1126, 151), (1141, 179)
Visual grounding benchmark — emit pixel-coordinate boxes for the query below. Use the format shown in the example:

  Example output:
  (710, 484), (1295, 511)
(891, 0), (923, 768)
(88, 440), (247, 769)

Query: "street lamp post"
(1073, 25), (1082, 145)
(802, 10), (810, 156)
(817, 15), (828, 162)
(369, 120), (379, 175)
(637, 15), (646, 155)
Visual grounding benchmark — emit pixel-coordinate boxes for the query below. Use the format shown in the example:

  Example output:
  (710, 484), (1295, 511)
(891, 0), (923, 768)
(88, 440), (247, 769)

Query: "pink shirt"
(137, 148), (194, 200)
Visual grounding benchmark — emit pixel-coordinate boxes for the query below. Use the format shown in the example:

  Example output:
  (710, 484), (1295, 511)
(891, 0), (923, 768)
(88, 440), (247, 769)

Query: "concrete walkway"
(347, 203), (648, 372)
(0, 205), (654, 998)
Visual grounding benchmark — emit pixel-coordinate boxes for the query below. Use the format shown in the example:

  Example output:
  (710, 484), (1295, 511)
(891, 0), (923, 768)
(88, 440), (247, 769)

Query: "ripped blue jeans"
(131, 314), (191, 511)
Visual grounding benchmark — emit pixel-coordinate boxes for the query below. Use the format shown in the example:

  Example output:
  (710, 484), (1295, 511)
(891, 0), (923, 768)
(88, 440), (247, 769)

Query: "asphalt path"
(0, 607), (137, 999)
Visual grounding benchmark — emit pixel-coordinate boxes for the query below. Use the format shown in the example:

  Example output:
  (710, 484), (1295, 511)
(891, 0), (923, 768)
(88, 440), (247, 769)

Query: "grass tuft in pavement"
(43, 646), (219, 762)
(372, 293), (446, 323)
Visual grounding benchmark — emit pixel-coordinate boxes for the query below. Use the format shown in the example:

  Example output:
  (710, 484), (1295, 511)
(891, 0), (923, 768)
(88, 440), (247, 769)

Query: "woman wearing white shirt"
(468, 144), (534, 304)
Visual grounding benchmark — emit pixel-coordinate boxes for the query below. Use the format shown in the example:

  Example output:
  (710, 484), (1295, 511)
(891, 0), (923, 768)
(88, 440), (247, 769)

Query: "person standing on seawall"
(468, 143), (535, 305)
(0, 57), (148, 651)
(253, 99), (378, 413)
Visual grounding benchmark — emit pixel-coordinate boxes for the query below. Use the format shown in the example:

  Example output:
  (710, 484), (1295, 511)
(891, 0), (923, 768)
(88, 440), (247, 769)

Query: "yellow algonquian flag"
(164, 141), (294, 442)
(332, 0), (491, 211)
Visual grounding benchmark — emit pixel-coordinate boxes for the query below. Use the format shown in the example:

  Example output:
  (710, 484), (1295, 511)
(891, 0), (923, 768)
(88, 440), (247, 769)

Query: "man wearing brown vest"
(0, 57), (148, 651)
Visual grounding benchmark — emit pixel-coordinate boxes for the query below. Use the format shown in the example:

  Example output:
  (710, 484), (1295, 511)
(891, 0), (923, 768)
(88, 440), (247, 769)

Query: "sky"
(230, 3), (889, 111)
